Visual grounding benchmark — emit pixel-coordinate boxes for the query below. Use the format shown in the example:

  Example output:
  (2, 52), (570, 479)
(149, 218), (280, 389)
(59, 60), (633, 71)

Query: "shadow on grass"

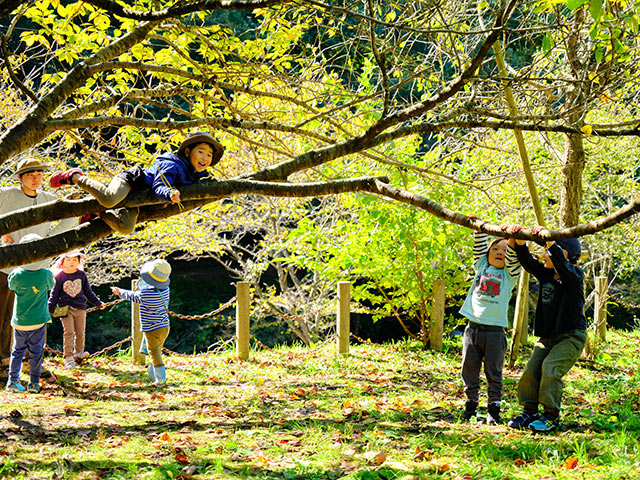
(0, 456), (429, 480)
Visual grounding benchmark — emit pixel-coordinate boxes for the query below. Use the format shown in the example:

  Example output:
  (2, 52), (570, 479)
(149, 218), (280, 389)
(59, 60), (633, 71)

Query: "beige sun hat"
(178, 132), (224, 166)
(15, 158), (50, 176)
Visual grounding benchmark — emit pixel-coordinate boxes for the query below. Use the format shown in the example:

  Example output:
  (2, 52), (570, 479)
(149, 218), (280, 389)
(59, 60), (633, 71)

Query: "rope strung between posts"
(255, 302), (331, 321)
(45, 297), (236, 358)
(255, 301), (407, 321)
(167, 297), (236, 320)
(45, 336), (132, 358)
(87, 296), (236, 320)
(608, 292), (640, 310)
(87, 298), (125, 312)
(251, 337), (274, 351)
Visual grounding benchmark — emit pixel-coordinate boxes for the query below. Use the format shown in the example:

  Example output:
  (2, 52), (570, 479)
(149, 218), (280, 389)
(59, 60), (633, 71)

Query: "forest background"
(2, 0), (640, 354)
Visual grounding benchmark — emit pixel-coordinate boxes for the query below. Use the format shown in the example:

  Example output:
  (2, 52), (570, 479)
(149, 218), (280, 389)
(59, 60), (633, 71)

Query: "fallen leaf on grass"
(384, 461), (409, 471)
(363, 450), (386, 465)
(563, 456), (579, 470)
(413, 446), (430, 461)
(64, 405), (80, 415)
(174, 446), (189, 464)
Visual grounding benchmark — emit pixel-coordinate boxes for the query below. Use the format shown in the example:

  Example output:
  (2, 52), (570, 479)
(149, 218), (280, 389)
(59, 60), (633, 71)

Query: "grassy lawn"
(0, 329), (639, 479)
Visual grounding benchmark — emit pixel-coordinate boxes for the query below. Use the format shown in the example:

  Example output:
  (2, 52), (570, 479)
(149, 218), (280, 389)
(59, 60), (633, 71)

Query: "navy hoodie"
(143, 152), (209, 202)
(514, 242), (587, 338)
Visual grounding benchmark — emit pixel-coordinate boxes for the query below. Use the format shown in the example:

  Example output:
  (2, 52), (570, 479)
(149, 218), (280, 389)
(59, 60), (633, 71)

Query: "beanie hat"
(556, 238), (581, 264)
(140, 259), (171, 289)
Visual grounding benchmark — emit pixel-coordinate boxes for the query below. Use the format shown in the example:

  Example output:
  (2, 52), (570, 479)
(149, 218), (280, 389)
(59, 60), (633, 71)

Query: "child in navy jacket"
(49, 132), (224, 234)
(503, 225), (587, 433)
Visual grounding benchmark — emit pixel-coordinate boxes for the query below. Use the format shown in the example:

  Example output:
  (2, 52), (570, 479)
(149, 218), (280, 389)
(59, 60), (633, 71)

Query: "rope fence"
(45, 275), (615, 363)
(608, 292), (640, 310)
(46, 296), (237, 360)
(43, 279), (451, 363)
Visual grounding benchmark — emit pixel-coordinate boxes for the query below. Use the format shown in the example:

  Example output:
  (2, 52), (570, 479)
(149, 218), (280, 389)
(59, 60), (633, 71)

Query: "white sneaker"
(74, 351), (89, 360)
(64, 357), (76, 370)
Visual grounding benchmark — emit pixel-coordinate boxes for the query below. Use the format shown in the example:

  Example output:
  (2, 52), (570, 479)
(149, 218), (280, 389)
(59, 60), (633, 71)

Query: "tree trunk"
(560, 8), (587, 229)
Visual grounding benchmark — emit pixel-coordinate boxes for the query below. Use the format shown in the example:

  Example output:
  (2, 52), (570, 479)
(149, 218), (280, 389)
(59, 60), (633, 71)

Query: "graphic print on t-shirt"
(474, 271), (502, 298)
(63, 278), (82, 297)
(541, 283), (555, 303)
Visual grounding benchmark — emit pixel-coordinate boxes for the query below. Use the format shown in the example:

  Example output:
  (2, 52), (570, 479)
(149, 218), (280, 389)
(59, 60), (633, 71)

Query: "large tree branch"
(368, 180), (640, 241)
(0, 176), (387, 267)
(3, 174), (640, 269)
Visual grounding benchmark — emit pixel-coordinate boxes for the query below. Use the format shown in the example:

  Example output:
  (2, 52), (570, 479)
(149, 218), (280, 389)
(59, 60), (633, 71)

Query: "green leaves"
(566, 0), (589, 11)
(588, 0), (603, 22)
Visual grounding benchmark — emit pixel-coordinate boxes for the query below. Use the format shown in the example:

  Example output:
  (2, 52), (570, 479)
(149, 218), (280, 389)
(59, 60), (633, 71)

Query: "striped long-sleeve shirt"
(118, 286), (170, 332)
(459, 231), (520, 327)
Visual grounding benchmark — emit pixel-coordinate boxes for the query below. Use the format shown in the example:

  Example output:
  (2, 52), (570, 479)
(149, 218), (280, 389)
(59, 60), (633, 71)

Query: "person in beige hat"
(49, 131), (225, 234)
(0, 158), (77, 374)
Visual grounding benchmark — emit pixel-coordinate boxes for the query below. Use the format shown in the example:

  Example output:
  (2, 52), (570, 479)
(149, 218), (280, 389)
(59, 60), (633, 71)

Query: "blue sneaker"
(507, 410), (539, 429)
(6, 381), (26, 392)
(529, 412), (559, 433)
(27, 382), (41, 393)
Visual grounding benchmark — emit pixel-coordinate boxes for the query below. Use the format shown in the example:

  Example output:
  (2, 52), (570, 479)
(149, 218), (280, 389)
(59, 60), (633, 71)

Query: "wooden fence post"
(131, 280), (145, 365)
(336, 281), (350, 355)
(430, 279), (444, 351)
(236, 282), (250, 360)
(594, 276), (608, 342)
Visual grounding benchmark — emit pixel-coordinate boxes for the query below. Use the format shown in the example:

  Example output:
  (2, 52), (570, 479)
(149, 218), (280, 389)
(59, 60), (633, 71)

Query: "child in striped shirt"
(459, 223), (520, 424)
(111, 259), (171, 386)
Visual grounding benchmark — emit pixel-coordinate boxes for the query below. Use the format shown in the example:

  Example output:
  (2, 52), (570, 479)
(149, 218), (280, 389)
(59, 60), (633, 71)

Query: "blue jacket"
(143, 152), (210, 202)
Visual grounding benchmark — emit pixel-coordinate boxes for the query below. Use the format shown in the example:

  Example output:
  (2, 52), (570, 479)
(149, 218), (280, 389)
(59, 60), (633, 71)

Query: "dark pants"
(0, 272), (15, 364)
(518, 329), (587, 414)
(461, 323), (507, 405)
(9, 325), (46, 384)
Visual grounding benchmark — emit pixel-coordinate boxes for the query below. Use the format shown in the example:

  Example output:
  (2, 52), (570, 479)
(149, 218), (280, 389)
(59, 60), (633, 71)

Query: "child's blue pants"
(9, 325), (46, 384)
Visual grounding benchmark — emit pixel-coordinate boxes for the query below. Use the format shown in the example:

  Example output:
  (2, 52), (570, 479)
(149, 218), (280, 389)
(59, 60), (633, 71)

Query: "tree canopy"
(2, 0), (640, 271)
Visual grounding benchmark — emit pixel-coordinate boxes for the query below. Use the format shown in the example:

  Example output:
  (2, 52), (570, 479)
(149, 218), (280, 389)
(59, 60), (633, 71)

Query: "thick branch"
(368, 180), (640, 241)
(0, 176), (387, 267)
(0, 221), (112, 270)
